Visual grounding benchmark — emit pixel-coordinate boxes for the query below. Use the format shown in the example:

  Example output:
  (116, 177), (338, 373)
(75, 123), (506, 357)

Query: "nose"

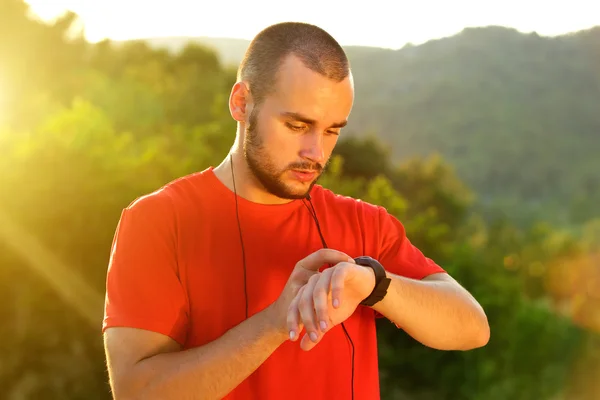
(299, 131), (326, 165)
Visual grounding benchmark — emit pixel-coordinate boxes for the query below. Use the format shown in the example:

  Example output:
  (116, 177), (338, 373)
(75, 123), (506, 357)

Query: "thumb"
(295, 248), (354, 273)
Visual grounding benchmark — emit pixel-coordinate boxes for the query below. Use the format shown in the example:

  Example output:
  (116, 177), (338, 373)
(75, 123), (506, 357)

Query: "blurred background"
(1, 0), (599, 399)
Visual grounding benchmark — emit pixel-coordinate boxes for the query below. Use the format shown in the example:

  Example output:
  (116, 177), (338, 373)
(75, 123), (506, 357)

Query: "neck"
(213, 145), (296, 206)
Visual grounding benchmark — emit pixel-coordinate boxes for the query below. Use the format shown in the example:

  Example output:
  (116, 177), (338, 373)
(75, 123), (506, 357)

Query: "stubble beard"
(243, 108), (325, 200)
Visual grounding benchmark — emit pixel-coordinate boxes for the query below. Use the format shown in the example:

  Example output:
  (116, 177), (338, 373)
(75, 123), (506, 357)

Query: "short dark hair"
(238, 22), (351, 106)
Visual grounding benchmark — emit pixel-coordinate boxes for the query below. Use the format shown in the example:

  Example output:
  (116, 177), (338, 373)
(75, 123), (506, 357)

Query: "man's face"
(243, 55), (354, 200)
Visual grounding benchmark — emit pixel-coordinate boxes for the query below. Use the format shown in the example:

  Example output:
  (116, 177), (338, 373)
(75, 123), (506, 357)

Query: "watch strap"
(354, 256), (391, 307)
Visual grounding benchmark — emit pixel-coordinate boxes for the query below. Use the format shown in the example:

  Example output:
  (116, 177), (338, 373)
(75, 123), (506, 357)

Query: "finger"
(299, 274), (321, 344)
(331, 264), (349, 309)
(300, 328), (318, 351)
(295, 248), (355, 275)
(287, 285), (305, 341)
(313, 267), (335, 332)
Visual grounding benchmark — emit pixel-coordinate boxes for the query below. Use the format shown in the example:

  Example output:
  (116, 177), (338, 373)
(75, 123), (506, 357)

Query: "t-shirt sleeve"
(376, 206), (445, 280)
(102, 191), (189, 346)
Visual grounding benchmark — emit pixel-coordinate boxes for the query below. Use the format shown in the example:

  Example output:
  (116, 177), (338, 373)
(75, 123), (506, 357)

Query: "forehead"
(265, 54), (354, 122)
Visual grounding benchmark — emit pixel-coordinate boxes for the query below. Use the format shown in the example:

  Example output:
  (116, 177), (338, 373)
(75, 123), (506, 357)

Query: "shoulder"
(310, 185), (385, 224)
(125, 168), (213, 217)
(114, 170), (214, 247)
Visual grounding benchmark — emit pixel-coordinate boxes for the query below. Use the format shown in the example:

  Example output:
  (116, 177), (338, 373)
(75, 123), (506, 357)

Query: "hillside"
(346, 26), (600, 226)
(3, 5), (600, 399)
(127, 27), (600, 225)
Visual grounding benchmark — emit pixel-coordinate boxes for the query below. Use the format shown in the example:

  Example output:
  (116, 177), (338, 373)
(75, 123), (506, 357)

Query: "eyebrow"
(281, 111), (347, 129)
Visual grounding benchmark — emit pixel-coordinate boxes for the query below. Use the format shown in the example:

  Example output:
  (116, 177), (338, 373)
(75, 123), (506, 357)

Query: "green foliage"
(1, 2), (598, 399)
(345, 27), (600, 226)
(150, 26), (600, 226)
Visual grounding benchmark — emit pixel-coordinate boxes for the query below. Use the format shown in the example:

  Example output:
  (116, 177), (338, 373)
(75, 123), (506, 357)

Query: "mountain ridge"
(115, 24), (600, 63)
(116, 25), (600, 225)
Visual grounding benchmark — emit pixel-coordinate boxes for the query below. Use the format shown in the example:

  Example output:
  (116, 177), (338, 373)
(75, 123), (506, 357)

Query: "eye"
(285, 122), (306, 131)
(326, 130), (340, 136)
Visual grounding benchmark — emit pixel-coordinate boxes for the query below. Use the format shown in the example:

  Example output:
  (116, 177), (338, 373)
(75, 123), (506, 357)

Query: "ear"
(229, 81), (251, 122)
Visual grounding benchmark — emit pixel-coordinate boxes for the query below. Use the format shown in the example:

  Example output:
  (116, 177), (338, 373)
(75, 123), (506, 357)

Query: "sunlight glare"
(0, 71), (8, 127)
(25, 0), (600, 49)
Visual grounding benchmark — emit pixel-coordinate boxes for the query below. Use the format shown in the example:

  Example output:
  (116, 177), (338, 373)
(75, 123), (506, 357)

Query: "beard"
(243, 108), (326, 200)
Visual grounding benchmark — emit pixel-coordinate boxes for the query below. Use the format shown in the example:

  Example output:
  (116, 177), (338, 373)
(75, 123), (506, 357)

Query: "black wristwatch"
(354, 256), (391, 307)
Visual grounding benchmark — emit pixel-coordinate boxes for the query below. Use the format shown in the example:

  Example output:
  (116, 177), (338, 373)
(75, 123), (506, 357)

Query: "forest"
(140, 25), (600, 227)
(1, 1), (599, 399)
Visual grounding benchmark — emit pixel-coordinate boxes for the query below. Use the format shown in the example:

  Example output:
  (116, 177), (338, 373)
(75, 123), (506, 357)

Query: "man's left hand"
(286, 260), (375, 351)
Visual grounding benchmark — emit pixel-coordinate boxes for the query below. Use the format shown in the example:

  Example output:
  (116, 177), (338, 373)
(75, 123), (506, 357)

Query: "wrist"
(262, 303), (291, 344)
(359, 265), (377, 298)
(371, 272), (395, 313)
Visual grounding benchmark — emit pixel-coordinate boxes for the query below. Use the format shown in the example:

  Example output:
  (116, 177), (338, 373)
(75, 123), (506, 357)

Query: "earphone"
(230, 154), (356, 400)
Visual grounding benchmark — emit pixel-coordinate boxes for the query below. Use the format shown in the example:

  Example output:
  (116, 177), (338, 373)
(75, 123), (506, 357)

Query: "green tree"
(0, 3), (597, 399)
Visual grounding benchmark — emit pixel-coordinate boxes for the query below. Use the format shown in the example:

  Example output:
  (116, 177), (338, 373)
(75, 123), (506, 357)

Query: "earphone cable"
(231, 154), (249, 319)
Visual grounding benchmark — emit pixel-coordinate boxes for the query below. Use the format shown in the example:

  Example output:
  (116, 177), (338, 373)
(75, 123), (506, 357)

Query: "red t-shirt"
(103, 167), (445, 399)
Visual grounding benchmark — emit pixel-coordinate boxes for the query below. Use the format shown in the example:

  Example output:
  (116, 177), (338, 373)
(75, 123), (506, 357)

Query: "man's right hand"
(268, 248), (355, 342)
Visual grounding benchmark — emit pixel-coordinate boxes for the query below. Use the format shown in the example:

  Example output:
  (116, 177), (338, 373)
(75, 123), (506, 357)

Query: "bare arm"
(105, 249), (354, 400)
(372, 272), (490, 350)
(105, 304), (288, 400)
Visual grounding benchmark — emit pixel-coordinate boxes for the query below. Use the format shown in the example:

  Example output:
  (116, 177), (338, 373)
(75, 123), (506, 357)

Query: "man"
(102, 22), (489, 400)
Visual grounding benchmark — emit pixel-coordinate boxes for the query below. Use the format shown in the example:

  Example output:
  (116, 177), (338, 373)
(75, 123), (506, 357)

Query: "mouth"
(290, 169), (318, 182)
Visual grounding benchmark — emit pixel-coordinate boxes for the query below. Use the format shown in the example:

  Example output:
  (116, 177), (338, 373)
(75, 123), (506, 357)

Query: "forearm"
(125, 305), (288, 400)
(372, 272), (489, 350)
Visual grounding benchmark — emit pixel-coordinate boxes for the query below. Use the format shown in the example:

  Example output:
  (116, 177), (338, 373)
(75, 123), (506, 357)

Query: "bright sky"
(26, 0), (599, 49)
